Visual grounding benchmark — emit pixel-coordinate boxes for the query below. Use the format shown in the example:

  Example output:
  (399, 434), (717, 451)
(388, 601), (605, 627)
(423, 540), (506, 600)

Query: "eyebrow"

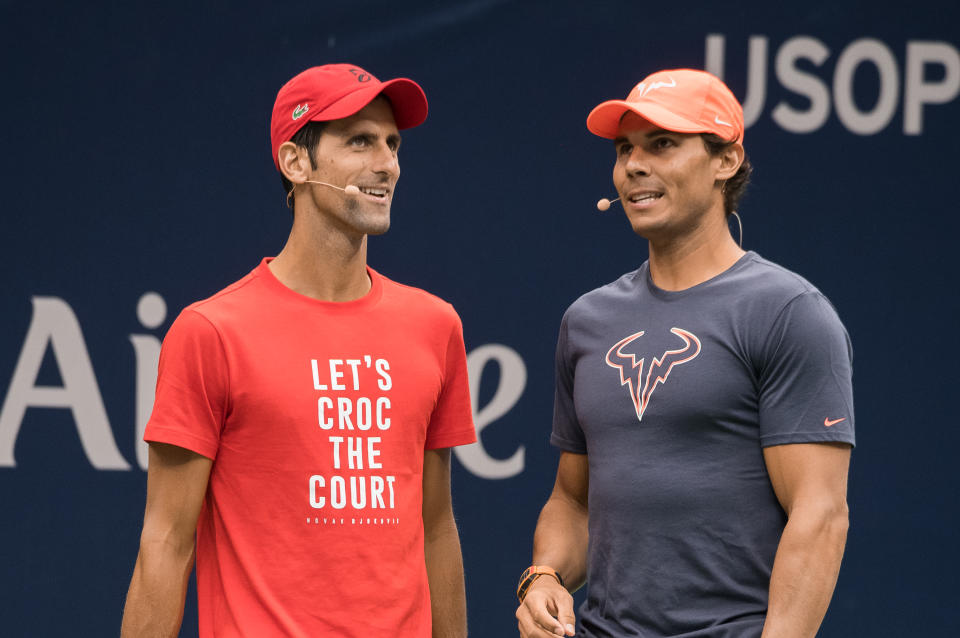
(613, 127), (674, 146)
(336, 128), (403, 146)
(613, 127), (683, 145)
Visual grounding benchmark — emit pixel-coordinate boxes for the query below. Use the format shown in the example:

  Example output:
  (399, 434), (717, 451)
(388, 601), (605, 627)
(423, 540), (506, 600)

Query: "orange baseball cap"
(270, 64), (428, 169)
(586, 69), (744, 144)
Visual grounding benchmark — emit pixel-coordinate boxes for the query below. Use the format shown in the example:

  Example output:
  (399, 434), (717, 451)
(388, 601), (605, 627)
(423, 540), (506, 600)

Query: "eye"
(652, 137), (675, 150)
(348, 135), (371, 148)
(616, 143), (632, 157)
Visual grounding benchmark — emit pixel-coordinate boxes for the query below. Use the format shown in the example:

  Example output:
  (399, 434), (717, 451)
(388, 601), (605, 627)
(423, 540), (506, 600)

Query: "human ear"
(277, 142), (312, 184)
(715, 143), (745, 181)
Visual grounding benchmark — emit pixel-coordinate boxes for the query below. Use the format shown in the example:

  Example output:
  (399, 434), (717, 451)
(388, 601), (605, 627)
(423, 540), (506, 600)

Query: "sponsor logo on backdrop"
(0, 296), (526, 479)
(706, 35), (960, 135)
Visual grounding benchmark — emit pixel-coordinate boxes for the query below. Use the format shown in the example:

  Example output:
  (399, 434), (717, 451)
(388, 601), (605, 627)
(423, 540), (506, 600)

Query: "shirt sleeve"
(758, 291), (855, 448)
(424, 311), (477, 450)
(143, 308), (229, 459)
(551, 311), (587, 453)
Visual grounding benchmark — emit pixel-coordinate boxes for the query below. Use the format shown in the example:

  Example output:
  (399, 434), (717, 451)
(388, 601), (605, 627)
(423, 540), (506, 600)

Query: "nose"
(624, 146), (650, 177)
(370, 142), (400, 179)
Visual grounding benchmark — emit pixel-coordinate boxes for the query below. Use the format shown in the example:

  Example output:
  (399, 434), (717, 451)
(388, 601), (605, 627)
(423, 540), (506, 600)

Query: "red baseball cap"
(586, 69), (744, 144)
(270, 63), (428, 169)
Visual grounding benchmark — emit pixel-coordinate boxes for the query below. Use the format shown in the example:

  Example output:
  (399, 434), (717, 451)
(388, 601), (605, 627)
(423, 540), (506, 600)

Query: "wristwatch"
(517, 565), (564, 603)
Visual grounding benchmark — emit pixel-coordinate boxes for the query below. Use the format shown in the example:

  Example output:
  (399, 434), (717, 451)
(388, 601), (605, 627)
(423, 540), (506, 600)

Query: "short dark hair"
(280, 121), (327, 211)
(701, 133), (752, 215)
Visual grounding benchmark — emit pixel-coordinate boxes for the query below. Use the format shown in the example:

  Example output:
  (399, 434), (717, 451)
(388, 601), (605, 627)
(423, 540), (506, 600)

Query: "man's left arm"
(760, 442), (851, 638)
(423, 447), (467, 638)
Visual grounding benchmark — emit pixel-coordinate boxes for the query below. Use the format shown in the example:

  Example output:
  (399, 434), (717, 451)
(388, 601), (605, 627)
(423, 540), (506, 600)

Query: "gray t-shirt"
(551, 252), (855, 638)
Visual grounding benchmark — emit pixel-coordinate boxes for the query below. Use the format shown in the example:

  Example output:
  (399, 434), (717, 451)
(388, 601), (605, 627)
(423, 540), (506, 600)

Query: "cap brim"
(308, 78), (428, 130)
(586, 100), (710, 139)
(379, 78), (429, 129)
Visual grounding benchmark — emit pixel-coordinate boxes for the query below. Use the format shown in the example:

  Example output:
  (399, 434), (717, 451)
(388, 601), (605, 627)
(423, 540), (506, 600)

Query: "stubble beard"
(343, 197), (391, 236)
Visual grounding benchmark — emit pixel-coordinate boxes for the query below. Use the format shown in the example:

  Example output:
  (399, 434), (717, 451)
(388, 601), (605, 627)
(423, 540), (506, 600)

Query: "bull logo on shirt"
(605, 327), (701, 423)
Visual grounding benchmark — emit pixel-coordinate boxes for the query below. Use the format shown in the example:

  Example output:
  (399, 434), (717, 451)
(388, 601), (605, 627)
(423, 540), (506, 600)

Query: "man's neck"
(268, 211), (372, 302)
(647, 212), (746, 292)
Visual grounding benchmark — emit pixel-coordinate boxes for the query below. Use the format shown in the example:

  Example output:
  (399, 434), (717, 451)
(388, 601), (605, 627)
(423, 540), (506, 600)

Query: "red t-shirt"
(144, 259), (477, 637)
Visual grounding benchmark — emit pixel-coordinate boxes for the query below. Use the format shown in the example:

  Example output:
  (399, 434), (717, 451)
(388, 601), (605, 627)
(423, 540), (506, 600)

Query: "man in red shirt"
(121, 64), (476, 638)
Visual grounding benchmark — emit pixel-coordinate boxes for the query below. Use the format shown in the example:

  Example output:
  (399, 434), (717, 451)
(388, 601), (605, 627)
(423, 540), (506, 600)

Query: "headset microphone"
(305, 180), (361, 196)
(596, 196), (620, 211)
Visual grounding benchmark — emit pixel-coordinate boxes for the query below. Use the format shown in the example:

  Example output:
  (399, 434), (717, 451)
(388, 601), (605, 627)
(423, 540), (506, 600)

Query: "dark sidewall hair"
(280, 121), (328, 212)
(701, 133), (752, 215)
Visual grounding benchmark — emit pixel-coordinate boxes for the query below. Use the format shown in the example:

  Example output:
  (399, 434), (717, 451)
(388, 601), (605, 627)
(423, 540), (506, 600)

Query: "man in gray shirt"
(515, 69), (854, 638)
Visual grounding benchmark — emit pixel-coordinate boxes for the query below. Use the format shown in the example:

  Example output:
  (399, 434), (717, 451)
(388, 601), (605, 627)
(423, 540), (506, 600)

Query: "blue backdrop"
(2, 1), (958, 635)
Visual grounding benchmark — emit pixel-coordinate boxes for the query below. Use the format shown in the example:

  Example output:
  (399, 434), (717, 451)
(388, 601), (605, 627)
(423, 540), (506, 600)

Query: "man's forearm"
(424, 518), (467, 638)
(761, 504), (849, 638)
(532, 494), (589, 591)
(121, 540), (195, 638)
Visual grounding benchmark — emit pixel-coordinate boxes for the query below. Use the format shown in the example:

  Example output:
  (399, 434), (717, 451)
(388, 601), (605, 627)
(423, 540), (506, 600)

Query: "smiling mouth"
(628, 192), (663, 204)
(357, 185), (389, 200)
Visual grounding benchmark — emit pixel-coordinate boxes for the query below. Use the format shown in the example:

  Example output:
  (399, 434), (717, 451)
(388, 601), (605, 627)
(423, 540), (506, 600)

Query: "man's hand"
(516, 576), (576, 637)
(518, 451), (588, 637)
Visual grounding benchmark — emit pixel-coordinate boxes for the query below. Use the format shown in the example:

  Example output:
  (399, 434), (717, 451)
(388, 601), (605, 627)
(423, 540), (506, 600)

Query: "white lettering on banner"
(771, 36), (832, 133)
(1, 297), (530, 479)
(905, 42), (960, 135)
(454, 344), (526, 480)
(833, 39), (900, 135)
(0, 297), (130, 469)
(130, 292), (167, 470)
(706, 35), (769, 127)
(705, 34), (960, 135)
